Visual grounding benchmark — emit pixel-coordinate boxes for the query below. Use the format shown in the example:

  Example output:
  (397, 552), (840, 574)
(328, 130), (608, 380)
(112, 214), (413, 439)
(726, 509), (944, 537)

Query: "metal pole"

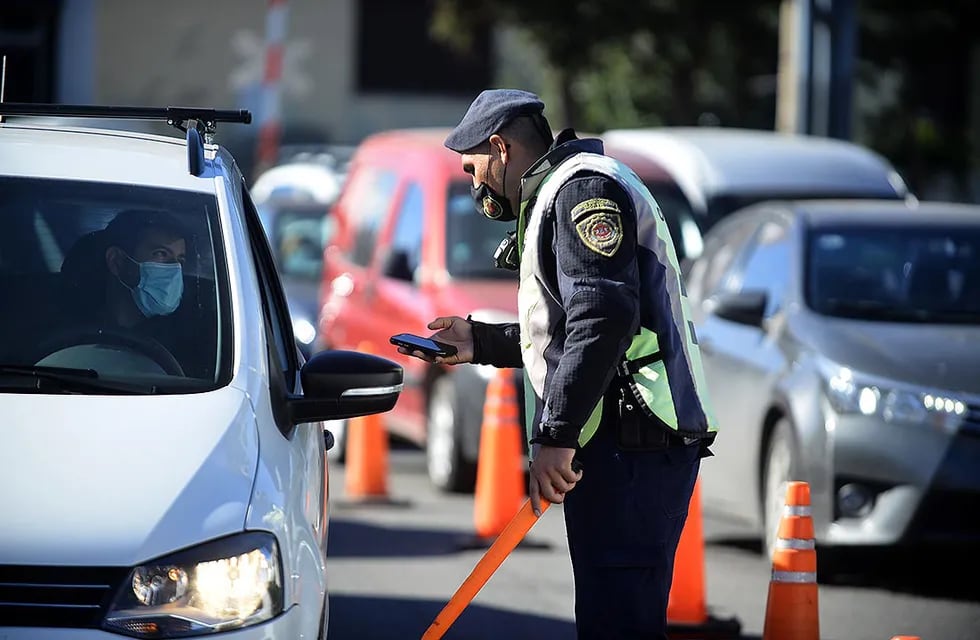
(254, 0), (289, 179)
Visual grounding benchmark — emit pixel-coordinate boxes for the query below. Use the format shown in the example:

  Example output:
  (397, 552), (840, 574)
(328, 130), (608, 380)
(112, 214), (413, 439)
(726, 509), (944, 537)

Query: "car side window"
(686, 215), (756, 302)
(344, 167), (399, 267)
(241, 183), (298, 388)
(383, 181), (424, 281)
(722, 219), (791, 316)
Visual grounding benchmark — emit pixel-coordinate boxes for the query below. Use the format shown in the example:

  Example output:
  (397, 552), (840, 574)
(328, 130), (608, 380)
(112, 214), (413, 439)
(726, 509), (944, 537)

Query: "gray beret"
(444, 89), (545, 153)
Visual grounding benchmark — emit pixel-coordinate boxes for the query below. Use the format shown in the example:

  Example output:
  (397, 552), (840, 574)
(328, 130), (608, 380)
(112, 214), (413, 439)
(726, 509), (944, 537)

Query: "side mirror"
(288, 350), (403, 425)
(706, 289), (768, 327)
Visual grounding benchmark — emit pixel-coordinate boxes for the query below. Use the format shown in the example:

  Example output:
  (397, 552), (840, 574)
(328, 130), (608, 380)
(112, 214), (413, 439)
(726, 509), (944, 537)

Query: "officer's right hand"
(396, 315), (474, 365)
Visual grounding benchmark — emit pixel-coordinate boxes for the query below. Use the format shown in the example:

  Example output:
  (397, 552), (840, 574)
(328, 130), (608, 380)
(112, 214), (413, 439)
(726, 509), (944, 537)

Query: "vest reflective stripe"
(518, 152), (717, 447)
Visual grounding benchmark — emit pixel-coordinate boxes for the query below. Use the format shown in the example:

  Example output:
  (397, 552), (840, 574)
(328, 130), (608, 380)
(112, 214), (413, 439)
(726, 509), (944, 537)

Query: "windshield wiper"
(0, 364), (157, 394)
(821, 300), (980, 324)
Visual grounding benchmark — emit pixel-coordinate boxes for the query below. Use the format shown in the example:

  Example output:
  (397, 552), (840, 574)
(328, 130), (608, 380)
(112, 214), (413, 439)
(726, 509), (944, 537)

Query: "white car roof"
(602, 127), (909, 211)
(0, 122), (217, 193)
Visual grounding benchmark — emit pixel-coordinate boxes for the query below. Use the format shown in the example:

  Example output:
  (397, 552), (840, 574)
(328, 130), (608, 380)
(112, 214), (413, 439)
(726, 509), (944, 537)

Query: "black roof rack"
(0, 103), (251, 131)
(0, 103), (253, 177)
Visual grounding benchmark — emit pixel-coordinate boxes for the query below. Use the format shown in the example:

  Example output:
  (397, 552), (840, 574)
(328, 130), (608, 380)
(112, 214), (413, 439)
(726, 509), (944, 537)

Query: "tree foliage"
(431, 0), (781, 132)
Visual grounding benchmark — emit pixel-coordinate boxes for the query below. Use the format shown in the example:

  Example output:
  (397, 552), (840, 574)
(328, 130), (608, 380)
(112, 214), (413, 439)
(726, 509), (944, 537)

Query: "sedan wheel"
(762, 417), (796, 562)
(426, 376), (476, 493)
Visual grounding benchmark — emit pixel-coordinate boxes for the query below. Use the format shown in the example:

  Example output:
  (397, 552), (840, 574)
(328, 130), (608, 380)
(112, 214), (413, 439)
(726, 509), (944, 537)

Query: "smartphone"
(389, 332), (458, 358)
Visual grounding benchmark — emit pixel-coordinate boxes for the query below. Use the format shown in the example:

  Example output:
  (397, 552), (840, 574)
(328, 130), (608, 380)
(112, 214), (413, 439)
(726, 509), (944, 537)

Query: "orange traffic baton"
(422, 497), (550, 639)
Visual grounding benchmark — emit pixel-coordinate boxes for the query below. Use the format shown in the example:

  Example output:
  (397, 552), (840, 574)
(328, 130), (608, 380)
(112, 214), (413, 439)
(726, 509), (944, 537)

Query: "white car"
(0, 104), (402, 638)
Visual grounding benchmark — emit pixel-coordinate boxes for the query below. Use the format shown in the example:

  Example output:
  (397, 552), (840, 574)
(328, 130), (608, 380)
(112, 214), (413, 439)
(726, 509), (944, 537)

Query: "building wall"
(58, 0), (476, 148)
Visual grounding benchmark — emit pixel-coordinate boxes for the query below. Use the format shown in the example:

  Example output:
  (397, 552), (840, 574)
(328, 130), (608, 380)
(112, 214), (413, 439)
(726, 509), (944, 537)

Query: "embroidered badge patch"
(571, 198), (623, 257)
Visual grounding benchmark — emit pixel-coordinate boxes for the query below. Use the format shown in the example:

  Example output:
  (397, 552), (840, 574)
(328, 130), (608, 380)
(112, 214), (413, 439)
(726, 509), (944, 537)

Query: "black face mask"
(471, 182), (516, 222)
(471, 152), (516, 222)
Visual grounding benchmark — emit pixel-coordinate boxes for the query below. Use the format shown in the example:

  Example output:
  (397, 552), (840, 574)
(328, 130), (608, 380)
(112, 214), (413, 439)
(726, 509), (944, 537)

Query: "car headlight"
(103, 532), (282, 637)
(293, 317), (317, 345)
(821, 361), (967, 432)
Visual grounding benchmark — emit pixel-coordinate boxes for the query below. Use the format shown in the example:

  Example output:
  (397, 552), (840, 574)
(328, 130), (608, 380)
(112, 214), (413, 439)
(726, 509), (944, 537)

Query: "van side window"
(344, 167), (399, 267)
(384, 182), (424, 281)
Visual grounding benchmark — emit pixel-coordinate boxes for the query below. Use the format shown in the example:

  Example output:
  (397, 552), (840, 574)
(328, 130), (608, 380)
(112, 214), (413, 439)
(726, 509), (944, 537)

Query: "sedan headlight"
(821, 361), (967, 432)
(104, 532), (282, 637)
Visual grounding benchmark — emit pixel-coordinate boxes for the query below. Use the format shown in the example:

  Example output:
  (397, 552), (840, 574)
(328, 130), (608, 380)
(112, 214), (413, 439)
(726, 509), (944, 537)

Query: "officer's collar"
(520, 128), (604, 197)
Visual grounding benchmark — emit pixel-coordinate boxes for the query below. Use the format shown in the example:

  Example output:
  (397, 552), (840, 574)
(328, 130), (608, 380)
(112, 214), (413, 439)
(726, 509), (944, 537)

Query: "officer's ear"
(488, 134), (510, 162)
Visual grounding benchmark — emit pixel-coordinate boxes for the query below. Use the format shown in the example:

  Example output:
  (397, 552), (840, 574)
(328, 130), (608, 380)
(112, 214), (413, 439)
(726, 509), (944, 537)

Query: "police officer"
(400, 89), (718, 639)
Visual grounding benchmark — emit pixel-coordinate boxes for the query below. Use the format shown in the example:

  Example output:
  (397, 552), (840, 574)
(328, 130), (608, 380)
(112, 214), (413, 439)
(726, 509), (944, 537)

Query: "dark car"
(257, 198), (335, 360)
(684, 198), (980, 565)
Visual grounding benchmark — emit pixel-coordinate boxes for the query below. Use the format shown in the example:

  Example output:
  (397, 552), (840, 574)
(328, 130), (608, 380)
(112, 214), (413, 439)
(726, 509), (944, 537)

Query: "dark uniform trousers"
(562, 416), (701, 640)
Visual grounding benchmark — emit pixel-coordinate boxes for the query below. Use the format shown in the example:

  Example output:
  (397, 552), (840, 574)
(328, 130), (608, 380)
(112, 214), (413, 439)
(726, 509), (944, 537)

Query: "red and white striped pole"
(254, 0), (289, 178)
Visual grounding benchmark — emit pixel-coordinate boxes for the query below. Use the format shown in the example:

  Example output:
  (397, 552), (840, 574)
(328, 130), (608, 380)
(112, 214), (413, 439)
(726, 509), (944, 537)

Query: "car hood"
(435, 278), (518, 318)
(803, 316), (980, 396)
(0, 387), (258, 566)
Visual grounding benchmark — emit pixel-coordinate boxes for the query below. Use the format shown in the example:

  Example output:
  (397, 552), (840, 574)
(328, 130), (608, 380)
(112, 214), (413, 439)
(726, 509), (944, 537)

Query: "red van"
(316, 128), (521, 492)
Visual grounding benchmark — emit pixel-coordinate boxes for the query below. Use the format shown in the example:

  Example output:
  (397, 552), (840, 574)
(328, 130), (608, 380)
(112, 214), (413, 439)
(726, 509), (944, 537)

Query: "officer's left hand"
(529, 445), (583, 516)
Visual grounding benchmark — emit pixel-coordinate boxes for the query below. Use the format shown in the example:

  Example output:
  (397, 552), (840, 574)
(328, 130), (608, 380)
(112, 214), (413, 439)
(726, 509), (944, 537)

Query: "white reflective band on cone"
(783, 505), (812, 516)
(775, 538), (816, 550)
(771, 570), (817, 583)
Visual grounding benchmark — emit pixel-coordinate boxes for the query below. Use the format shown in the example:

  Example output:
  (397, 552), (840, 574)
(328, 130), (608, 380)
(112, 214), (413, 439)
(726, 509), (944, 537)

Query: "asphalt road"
(325, 446), (980, 640)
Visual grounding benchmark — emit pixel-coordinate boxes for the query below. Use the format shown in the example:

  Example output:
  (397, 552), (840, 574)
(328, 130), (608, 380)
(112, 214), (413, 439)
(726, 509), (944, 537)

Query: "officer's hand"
(395, 315), (474, 365)
(529, 445), (583, 516)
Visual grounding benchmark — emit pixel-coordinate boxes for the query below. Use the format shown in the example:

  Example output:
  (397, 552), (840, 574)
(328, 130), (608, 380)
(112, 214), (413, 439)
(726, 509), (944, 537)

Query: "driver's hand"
(396, 315), (474, 365)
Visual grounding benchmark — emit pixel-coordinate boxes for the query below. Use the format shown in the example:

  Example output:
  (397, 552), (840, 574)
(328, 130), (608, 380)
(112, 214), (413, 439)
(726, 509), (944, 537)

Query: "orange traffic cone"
(762, 481), (820, 640)
(341, 341), (406, 506)
(462, 368), (527, 547)
(667, 477), (742, 638)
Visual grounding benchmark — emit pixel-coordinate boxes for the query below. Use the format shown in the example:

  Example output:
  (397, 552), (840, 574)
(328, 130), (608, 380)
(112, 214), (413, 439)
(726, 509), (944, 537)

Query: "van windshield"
(445, 181), (518, 280)
(0, 177), (230, 394)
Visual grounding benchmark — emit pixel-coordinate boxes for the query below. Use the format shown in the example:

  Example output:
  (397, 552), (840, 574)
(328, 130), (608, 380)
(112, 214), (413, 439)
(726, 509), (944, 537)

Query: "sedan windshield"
(0, 177), (230, 393)
(807, 225), (980, 324)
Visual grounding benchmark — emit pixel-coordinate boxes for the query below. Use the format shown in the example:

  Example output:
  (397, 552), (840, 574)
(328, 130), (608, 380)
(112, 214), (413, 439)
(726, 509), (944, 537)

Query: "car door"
(371, 179), (432, 440)
(321, 165), (399, 353)
(242, 183), (328, 554)
(695, 210), (793, 515)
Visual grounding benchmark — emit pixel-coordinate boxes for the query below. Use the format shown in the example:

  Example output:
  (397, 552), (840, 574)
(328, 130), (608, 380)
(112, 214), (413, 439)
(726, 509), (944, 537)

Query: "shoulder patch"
(570, 197), (621, 221)
(575, 210), (623, 257)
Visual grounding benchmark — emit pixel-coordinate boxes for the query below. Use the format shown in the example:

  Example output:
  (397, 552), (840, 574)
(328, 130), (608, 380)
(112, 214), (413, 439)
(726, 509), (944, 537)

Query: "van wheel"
(762, 417), (797, 562)
(426, 376), (477, 493)
(325, 419), (347, 464)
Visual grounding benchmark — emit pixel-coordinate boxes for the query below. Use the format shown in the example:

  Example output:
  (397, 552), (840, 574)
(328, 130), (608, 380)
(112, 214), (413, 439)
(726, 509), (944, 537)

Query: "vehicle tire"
(426, 375), (477, 493)
(325, 418), (347, 464)
(761, 416), (797, 562)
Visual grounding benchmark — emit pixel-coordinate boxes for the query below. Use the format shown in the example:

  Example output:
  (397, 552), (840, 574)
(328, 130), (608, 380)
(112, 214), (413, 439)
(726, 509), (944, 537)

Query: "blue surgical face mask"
(124, 255), (184, 317)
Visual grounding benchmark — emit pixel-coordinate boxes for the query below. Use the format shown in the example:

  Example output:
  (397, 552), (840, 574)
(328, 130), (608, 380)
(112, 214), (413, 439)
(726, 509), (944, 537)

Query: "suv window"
(344, 167), (399, 266)
(0, 176), (228, 390)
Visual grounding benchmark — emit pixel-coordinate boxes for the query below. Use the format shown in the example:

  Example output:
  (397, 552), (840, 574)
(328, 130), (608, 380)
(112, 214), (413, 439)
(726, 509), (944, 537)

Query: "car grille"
(0, 565), (129, 628)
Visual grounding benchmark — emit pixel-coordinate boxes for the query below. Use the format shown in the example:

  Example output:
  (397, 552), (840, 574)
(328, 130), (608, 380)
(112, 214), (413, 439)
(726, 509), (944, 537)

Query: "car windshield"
(806, 225), (980, 324)
(259, 204), (333, 280)
(445, 180), (518, 280)
(0, 177), (230, 393)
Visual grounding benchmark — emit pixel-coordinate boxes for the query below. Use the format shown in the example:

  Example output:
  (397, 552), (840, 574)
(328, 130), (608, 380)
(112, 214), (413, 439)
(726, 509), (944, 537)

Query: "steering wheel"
(35, 326), (185, 377)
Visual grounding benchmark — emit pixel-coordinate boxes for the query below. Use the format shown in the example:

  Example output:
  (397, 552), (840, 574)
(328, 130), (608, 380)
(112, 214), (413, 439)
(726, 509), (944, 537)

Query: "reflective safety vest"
(517, 151), (718, 447)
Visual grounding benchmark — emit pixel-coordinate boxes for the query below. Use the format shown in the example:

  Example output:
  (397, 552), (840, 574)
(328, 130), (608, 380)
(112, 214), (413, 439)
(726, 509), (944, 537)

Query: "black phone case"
(390, 334), (457, 357)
